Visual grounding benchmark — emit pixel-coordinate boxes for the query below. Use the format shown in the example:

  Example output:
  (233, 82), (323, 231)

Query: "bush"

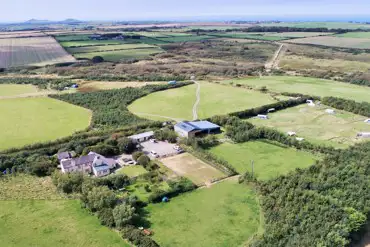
(118, 138), (136, 154)
(154, 128), (177, 143)
(148, 177), (196, 203)
(51, 171), (85, 194)
(92, 56), (104, 63)
(121, 226), (160, 247)
(97, 208), (115, 227)
(113, 203), (137, 229)
(137, 155), (150, 168)
(132, 151), (145, 161)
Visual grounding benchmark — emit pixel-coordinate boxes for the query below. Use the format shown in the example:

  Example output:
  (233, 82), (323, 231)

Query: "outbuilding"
(174, 121), (221, 138)
(287, 131), (297, 136)
(325, 109), (335, 114)
(257, 114), (269, 120)
(129, 131), (155, 144)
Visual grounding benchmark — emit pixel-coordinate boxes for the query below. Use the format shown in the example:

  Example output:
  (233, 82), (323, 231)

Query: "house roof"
(175, 121), (220, 133)
(93, 164), (110, 172)
(57, 151), (72, 160)
(128, 131), (154, 140)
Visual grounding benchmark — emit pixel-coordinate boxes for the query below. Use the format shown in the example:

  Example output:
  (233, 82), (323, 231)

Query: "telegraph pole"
(251, 160), (254, 178)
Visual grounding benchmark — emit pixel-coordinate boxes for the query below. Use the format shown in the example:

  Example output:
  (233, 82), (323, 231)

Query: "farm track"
(265, 43), (285, 71)
(192, 80), (201, 120)
(135, 112), (183, 122)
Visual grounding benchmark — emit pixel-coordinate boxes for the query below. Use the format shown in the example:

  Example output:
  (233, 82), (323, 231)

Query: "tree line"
(322, 96), (370, 117)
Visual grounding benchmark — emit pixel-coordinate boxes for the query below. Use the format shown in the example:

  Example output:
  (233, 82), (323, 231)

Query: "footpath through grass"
(0, 97), (91, 150)
(209, 141), (318, 180)
(146, 179), (261, 247)
(224, 76), (370, 103)
(129, 82), (276, 121)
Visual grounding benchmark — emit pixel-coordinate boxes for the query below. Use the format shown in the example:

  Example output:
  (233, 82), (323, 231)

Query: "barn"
(174, 121), (221, 138)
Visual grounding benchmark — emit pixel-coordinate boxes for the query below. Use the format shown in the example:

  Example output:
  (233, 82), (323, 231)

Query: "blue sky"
(2, 0), (370, 22)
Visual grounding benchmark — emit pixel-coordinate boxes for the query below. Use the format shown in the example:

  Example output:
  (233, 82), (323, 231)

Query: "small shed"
(128, 131), (155, 144)
(257, 114), (269, 120)
(162, 197), (169, 202)
(287, 131), (296, 136)
(296, 137), (305, 141)
(325, 109), (335, 114)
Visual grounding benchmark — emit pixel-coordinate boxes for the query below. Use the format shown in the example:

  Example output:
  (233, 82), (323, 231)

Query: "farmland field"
(0, 37), (76, 68)
(73, 47), (163, 62)
(54, 34), (91, 41)
(129, 82), (277, 121)
(335, 32), (370, 38)
(0, 84), (40, 97)
(66, 43), (158, 54)
(260, 22), (370, 29)
(268, 32), (333, 38)
(146, 179), (261, 247)
(160, 153), (226, 185)
(156, 35), (215, 43)
(224, 76), (370, 103)
(209, 141), (318, 180)
(209, 32), (286, 41)
(0, 97), (91, 150)
(286, 36), (370, 49)
(78, 80), (167, 91)
(0, 200), (129, 247)
(249, 104), (370, 147)
(59, 40), (125, 47)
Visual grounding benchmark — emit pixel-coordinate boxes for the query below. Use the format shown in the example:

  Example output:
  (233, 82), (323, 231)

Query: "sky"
(1, 0), (370, 22)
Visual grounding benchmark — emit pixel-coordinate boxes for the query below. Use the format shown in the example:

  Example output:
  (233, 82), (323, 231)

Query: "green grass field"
(209, 141), (317, 180)
(66, 43), (157, 54)
(74, 47), (163, 62)
(335, 32), (370, 38)
(209, 33), (287, 41)
(249, 104), (370, 147)
(224, 76), (370, 103)
(156, 35), (215, 43)
(55, 34), (91, 41)
(128, 82), (276, 121)
(0, 84), (40, 97)
(146, 179), (261, 247)
(116, 165), (148, 177)
(268, 32), (333, 38)
(0, 97), (91, 150)
(60, 40), (125, 47)
(0, 200), (129, 247)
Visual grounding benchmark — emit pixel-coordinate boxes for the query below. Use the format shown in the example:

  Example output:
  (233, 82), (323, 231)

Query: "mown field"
(268, 32), (333, 38)
(60, 40), (126, 47)
(156, 35), (215, 43)
(0, 84), (40, 97)
(249, 104), (370, 147)
(160, 153), (226, 186)
(146, 179), (261, 247)
(208, 32), (286, 41)
(210, 141), (317, 180)
(129, 82), (276, 121)
(335, 32), (370, 38)
(0, 37), (76, 68)
(286, 36), (370, 49)
(225, 76), (370, 103)
(77, 80), (167, 92)
(0, 97), (91, 150)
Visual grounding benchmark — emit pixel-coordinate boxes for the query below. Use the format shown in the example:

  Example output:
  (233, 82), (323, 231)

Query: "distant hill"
(24, 19), (51, 24)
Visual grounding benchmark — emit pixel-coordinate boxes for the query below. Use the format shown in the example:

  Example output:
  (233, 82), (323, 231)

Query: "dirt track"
(192, 80), (201, 120)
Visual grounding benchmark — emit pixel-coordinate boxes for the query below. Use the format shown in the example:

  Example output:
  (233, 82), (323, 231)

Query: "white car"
(173, 145), (182, 151)
(150, 150), (159, 158)
(150, 139), (157, 143)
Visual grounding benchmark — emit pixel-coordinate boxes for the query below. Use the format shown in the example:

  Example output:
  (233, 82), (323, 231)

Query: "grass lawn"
(128, 82), (276, 121)
(59, 40), (125, 47)
(0, 97), (91, 150)
(0, 84), (40, 97)
(116, 165), (148, 178)
(224, 76), (370, 103)
(209, 141), (317, 180)
(146, 179), (261, 247)
(160, 153), (226, 186)
(0, 200), (129, 247)
(249, 104), (370, 148)
(74, 47), (163, 62)
(126, 180), (170, 202)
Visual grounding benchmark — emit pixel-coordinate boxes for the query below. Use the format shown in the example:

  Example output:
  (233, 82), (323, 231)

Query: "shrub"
(92, 56), (104, 63)
(132, 151), (145, 161)
(118, 138), (136, 154)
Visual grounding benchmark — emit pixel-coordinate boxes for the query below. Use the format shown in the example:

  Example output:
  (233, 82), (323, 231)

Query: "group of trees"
(51, 171), (159, 246)
(252, 142), (370, 246)
(50, 82), (192, 128)
(0, 77), (74, 90)
(322, 96), (370, 117)
(154, 128), (177, 143)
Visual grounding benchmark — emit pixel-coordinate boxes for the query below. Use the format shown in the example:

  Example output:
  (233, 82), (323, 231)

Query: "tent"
(162, 197), (169, 202)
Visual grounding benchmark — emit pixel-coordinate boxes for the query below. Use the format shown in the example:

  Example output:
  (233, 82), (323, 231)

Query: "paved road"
(192, 80), (201, 120)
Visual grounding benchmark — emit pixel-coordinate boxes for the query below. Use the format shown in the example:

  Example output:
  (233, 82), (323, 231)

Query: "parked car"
(150, 139), (158, 143)
(150, 150), (159, 158)
(173, 145), (181, 151)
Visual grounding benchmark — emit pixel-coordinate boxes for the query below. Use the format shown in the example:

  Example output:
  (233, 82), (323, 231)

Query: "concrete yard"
(140, 141), (180, 159)
(160, 153), (226, 186)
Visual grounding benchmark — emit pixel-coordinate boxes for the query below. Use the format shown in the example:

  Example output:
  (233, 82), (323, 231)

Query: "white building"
(128, 131), (154, 144)
(287, 131), (297, 136)
(257, 114), (269, 120)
